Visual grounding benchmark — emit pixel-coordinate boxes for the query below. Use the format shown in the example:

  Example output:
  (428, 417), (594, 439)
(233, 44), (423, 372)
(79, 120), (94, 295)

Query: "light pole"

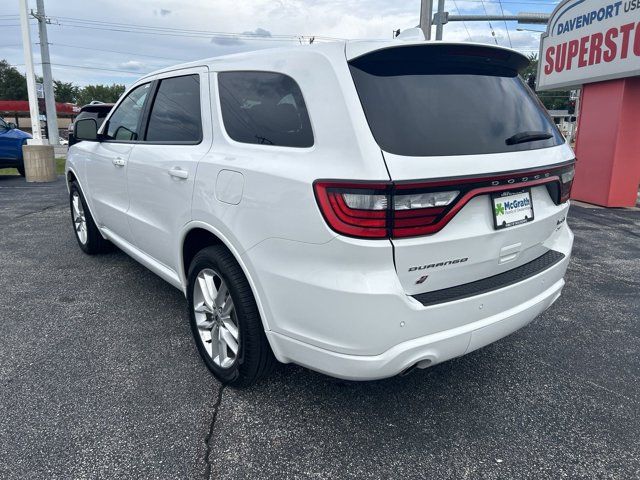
(420, 0), (433, 40)
(19, 0), (42, 143)
(434, 0), (446, 41)
(18, 0), (57, 182)
(35, 0), (59, 145)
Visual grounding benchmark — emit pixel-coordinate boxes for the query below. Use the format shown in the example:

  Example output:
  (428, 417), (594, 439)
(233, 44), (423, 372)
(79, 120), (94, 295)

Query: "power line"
(11, 62), (142, 75)
(479, 0), (500, 45)
(496, 0), (513, 48)
(52, 63), (144, 75)
(50, 43), (187, 62)
(451, 0), (473, 41)
(53, 22), (335, 43)
(49, 15), (342, 42)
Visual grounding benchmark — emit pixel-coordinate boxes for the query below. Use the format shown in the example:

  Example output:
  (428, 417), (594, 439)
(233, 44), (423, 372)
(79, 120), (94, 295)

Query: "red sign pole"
(572, 77), (640, 207)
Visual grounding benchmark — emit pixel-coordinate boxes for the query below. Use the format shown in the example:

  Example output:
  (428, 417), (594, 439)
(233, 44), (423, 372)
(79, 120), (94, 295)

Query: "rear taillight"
(559, 164), (575, 203)
(314, 161), (575, 239)
(391, 187), (459, 238)
(314, 182), (390, 238)
(314, 181), (460, 239)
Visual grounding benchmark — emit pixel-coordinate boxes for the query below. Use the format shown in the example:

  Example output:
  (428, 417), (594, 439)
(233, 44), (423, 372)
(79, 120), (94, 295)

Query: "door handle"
(112, 157), (126, 167)
(168, 167), (189, 180)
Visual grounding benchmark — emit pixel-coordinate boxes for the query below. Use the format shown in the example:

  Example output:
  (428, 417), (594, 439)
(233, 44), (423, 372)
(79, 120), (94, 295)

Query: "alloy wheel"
(72, 192), (88, 244)
(193, 268), (239, 369)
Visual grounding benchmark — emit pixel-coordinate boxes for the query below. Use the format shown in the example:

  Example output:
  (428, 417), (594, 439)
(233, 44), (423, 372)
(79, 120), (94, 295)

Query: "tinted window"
(105, 83), (150, 141)
(349, 45), (564, 157)
(146, 75), (202, 143)
(76, 109), (111, 127)
(218, 71), (313, 147)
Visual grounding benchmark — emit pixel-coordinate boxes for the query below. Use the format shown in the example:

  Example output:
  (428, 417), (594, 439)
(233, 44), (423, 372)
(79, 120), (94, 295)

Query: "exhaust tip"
(400, 359), (433, 376)
(416, 359), (433, 369)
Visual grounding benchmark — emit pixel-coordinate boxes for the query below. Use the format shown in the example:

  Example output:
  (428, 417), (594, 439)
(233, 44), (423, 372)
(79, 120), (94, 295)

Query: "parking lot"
(0, 174), (638, 479)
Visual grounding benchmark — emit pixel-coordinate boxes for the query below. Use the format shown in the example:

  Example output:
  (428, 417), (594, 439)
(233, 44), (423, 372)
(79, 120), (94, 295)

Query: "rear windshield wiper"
(505, 131), (553, 146)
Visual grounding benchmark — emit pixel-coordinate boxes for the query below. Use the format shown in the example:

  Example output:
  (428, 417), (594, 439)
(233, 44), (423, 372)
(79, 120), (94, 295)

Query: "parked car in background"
(67, 41), (575, 388)
(68, 102), (114, 147)
(0, 116), (32, 176)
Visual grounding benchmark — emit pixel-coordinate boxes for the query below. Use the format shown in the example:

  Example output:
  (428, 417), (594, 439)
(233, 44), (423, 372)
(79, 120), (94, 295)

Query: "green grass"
(0, 158), (65, 176)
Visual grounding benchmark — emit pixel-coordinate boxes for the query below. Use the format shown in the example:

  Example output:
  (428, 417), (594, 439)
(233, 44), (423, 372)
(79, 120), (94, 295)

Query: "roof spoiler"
(347, 42), (531, 74)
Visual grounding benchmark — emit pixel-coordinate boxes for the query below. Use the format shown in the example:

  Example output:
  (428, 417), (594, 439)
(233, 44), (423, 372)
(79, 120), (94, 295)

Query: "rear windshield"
(349, 45), (564, 157)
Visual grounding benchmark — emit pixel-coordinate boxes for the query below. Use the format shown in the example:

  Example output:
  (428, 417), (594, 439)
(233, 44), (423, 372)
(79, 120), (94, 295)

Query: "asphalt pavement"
(1, 174), (638, 479)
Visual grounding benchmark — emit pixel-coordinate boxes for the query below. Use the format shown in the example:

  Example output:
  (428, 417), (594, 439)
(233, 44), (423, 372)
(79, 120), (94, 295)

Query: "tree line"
(0, 60), (126, 106)
(521, 54), (573, 111)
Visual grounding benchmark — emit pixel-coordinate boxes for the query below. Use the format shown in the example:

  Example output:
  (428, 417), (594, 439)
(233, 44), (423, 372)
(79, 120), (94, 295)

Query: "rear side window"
(218, 71), (313, 148)
(349, 45), (564, 157)
(146, 74), (202, 143)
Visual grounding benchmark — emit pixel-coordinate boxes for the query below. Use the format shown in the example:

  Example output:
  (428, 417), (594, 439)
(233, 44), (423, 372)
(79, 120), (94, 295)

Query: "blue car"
(0, 117), (32, 176)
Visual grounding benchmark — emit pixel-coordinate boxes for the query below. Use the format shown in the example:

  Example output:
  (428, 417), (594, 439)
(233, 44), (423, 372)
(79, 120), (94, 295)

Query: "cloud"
(1, 0), (554, 86)
(242, 27), (272, 37)
(211, 27), (272, 46)
(210, 36), (244, 46)
(118, 60), (147, 72)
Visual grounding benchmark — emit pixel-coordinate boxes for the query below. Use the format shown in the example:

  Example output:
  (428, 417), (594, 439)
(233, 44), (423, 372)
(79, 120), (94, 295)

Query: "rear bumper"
(245, 222), (573, 380)
(267, 276), (564, 380)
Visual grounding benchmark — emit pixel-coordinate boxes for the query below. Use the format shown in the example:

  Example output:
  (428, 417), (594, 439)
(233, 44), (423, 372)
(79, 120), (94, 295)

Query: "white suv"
(67, 41), (575, 387)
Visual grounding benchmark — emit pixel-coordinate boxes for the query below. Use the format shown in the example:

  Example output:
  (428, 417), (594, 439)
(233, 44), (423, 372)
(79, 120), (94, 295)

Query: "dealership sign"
(537, 0), (640, 90)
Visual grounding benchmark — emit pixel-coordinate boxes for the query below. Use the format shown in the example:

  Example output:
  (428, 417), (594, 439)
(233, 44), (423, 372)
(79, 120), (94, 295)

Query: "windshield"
(349, 45), (564, 157)
(0, 117), (7, 129)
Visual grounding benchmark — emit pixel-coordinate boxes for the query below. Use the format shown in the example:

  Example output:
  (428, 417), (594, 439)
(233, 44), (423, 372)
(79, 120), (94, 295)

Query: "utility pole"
(419, 0), (433, 40)
(34, 0), (59, 145)
(434, 0), (446, 41)
(19, 0), (42, 143)
(432, 11), (549, 41)
(445, 12), (549, 24)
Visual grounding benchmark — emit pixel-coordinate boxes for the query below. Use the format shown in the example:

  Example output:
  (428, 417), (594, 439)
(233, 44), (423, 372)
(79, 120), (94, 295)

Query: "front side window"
(218, 71), (313, 148)
(0, 117), (8, 130)
(105, 83), (150, 141)
(146, 75), (202, 143)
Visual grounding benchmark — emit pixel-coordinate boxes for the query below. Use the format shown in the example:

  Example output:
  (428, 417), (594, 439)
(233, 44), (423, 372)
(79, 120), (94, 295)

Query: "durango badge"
(408, 257), (469, 272)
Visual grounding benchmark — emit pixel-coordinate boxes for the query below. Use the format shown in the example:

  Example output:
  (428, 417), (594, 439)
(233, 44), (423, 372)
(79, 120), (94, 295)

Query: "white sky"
(0, 0), (558, 87)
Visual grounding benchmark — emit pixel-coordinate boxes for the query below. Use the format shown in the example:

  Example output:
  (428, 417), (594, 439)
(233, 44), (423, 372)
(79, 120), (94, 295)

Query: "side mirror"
(7, 122), (17, 129)
(74, 118), (99, 142)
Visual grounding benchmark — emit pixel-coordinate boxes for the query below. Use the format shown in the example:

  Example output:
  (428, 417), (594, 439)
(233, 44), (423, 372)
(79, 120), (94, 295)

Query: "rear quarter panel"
(191, 44), (391, 254)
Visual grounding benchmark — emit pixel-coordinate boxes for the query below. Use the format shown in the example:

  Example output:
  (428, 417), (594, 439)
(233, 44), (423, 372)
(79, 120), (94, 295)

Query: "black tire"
(17, 165), (25, 176)
(69, 182), (110, 254)
(187, 245), (276, 388)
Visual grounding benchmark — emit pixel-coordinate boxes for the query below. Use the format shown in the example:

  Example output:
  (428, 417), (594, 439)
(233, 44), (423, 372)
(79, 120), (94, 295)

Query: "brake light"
(559, 164), (575, 203)
(314, 182), (389, 238)
(314, 161), (575, 239)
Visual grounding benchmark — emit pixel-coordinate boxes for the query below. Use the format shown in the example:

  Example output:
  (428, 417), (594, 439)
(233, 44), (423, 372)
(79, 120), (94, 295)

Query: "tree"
(522, 54), (572, 111)
(0, 60), (27, 100)
(1, 58), (127, 106)
(76, 84), (126, 106)
(53, 80), (79, 103)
